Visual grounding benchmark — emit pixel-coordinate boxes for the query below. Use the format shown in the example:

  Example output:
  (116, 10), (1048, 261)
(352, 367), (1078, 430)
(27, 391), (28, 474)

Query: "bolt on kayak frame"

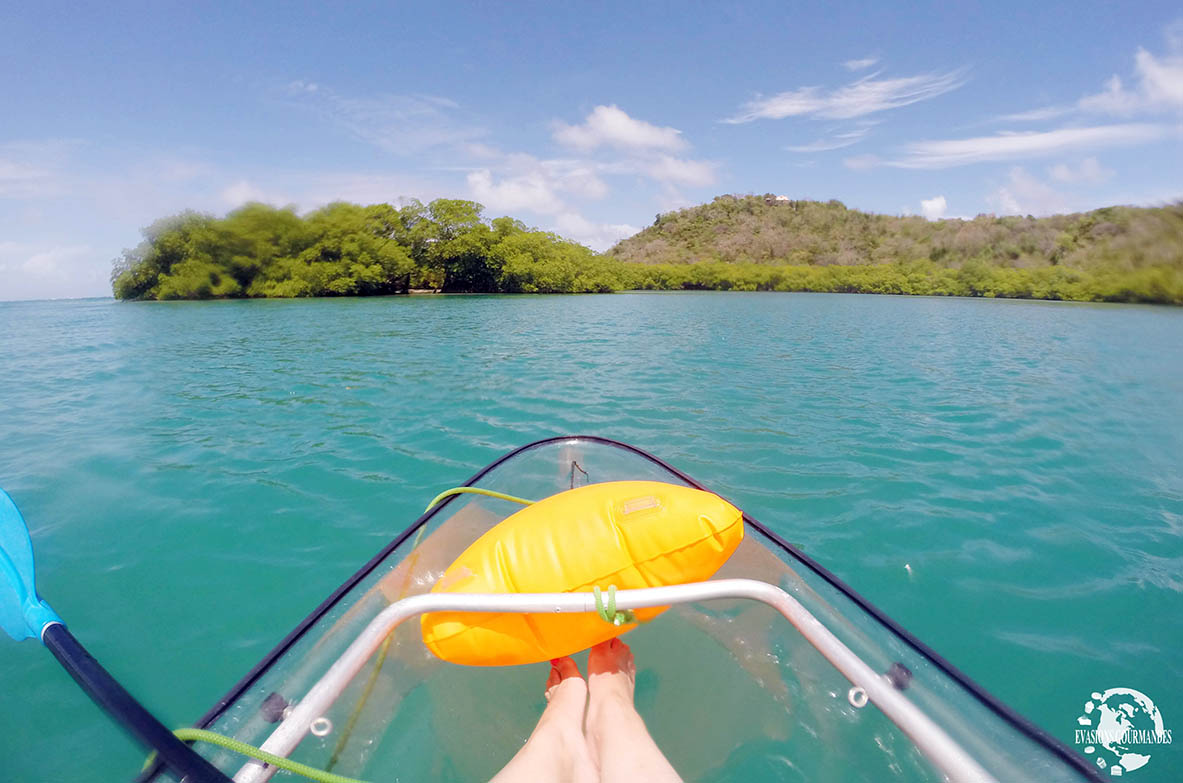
(234, 578), (995, 783)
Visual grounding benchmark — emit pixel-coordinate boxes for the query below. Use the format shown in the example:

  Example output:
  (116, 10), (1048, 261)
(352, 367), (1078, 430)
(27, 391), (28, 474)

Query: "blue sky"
(1, 1), (1181, 300)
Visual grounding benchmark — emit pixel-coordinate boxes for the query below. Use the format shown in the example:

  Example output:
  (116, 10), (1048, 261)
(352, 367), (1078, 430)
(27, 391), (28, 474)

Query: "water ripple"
(1, 293), (1181, 781)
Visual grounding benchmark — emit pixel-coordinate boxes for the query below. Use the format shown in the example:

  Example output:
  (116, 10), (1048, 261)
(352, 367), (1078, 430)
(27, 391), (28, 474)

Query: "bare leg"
(489, 657), (598, 783)
(587, 638), (682, 783)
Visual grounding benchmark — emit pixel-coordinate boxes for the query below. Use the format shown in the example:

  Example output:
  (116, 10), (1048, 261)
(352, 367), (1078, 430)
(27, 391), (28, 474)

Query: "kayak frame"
(232, 579), (996, 783)
(145, 436), (1100, 782)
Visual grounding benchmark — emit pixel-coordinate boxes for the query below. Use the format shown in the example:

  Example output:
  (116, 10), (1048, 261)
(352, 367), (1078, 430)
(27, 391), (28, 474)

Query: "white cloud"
(1132, 44), (1183, 107)
(537, 158), (609, 199)
(220, 180), (275, 207)
(988, 168), (1071, 216)
(551, 212), (639, 250)
(920, 195), (947, 219)
(0, 242), (102, 301)
(889, 123), (1166, 168)
(1078, 45), (1183, 115)
(1048, 157), (1113, 184)
(641, 155), (717, 186)
(655, 184), (693, 212)
(465, 154), (612, 216)
(553, 105), (689, 152)
(843, 57), (879, 71)
(725, 68), (967, 122)
(467, 168), (565, 215)
(1003, 25), (1183, 122)
(1078, 75), (1145, 115)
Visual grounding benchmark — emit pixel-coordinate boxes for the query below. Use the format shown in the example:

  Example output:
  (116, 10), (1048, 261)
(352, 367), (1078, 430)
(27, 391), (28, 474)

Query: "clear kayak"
(141, 437), (1100, 782)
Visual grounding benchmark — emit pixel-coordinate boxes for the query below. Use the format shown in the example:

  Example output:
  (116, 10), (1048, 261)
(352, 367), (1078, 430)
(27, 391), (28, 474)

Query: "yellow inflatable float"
(421, 480), (744, 666)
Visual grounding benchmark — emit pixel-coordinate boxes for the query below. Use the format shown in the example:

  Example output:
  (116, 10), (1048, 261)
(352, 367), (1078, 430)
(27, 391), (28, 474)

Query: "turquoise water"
(0, 292), (1180, 782)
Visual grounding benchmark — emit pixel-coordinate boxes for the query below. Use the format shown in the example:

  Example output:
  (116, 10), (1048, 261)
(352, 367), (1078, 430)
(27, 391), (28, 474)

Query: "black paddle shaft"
(42, 623), (232, 783)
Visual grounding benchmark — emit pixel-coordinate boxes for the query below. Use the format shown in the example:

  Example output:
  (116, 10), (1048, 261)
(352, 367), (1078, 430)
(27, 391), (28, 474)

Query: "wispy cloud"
(286, 82), (485, 155)
(888, 124), (1166, 168)
(843, 154), (881, 170)
(217, 172), (445, 214)
(0, 139), (83, 199)
(843, 57), (879, 71)
(993, 106), (1076, 123)
(1048, 157), (1113, 184)
(785, 124), (875, 152)
(785, 137), (863, 153)
(725, 67), (967, 122)
(0, 159), (57, 198)
(553, 105), (689, 152)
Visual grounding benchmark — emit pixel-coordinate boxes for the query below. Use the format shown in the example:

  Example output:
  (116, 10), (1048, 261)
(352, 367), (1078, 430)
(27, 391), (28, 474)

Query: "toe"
(546, 662), (562, 691)
(551, 656), (582, 681)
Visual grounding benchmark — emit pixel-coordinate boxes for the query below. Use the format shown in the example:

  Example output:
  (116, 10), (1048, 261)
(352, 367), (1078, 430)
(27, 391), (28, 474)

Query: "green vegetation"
(111, 199), (606, 300)
(113, 195), (1183, 305)
(612, 195), (1183, 304)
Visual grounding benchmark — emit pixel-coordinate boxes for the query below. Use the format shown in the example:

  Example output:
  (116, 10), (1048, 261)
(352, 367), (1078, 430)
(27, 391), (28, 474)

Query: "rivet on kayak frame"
(259, 692), (289, 723)
(848, 686), (868, 709)
(887, 662), (913, 691)
(310, 717), (333, 737)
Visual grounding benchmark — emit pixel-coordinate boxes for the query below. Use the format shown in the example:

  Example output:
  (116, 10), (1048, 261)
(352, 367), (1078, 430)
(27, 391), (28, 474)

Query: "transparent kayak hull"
(145, 437), (1099, 782)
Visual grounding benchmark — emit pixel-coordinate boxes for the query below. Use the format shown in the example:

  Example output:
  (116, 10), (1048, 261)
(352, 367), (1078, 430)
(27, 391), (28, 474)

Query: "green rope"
(326, 523), (431, 771)
(326, 634), (392, 771)
(593, 585), (637, 626)
(142, 728), (371, 783)
(423, 487), (536, 513)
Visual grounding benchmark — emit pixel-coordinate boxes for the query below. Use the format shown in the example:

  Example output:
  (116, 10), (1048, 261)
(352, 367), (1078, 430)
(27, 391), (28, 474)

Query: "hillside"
(607, 195), (1183, 305)
(612, 194), (1183, 272)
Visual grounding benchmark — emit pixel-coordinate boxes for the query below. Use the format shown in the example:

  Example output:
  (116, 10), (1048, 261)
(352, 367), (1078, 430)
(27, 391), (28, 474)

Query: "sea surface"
(0, 292), (1180, 782)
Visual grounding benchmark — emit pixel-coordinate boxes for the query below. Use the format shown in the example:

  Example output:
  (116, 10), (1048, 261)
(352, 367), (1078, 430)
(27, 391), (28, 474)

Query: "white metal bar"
(234, 579), (994, 783)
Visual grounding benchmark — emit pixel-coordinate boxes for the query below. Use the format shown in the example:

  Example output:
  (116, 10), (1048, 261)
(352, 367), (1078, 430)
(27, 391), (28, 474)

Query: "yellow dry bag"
(421, 480), (743, 666)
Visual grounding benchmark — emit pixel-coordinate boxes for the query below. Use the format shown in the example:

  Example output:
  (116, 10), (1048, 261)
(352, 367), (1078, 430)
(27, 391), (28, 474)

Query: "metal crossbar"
(234, 579), (994, 783)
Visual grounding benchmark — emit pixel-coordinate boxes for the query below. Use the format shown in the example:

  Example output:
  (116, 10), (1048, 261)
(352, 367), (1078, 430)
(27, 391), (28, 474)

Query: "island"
(112, 195), (1183, 305)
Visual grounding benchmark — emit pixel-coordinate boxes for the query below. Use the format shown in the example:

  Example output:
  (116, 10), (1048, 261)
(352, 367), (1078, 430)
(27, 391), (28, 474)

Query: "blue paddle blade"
(0, 489), (62, 642)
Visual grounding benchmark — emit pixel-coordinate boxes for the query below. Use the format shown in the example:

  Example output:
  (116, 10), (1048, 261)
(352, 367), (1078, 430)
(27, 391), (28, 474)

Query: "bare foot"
(587, 637), (637, 703)
(586, 638), (682, 783)
(544, 656), (588, 714)
(489, 657), (597, 783)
